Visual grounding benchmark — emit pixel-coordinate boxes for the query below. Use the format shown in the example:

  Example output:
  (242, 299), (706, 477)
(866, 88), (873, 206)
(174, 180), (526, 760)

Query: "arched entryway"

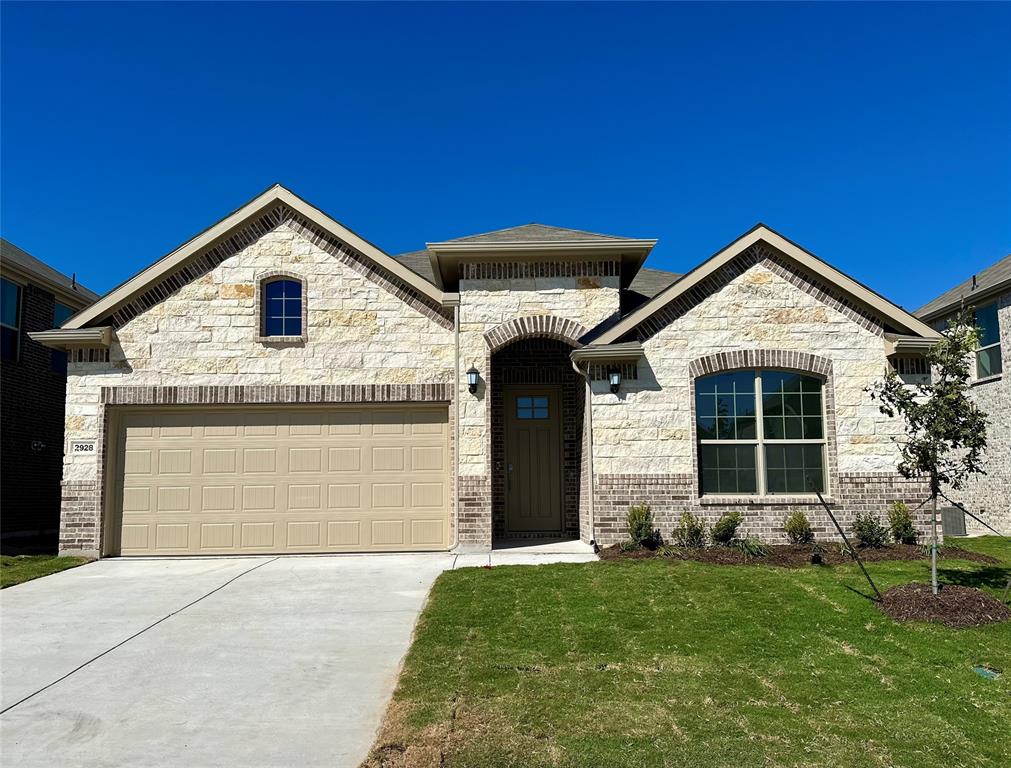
(489, 338), (584, 541)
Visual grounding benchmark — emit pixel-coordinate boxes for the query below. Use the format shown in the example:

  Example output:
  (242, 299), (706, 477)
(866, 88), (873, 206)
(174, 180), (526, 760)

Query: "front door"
(504, 386), (563, 534)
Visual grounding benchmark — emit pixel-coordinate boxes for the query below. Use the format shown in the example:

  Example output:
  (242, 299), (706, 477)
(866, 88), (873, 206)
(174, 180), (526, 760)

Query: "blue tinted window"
(517, 395), (549, 419)
(262, 279), (303, 337)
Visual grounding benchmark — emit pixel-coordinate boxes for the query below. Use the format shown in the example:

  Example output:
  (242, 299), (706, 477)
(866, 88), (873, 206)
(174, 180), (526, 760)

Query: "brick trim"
(100, 383), (453, 406)
(461, 260), (619, 280)
(106, 203), (453, 331)
(688, 348), (833, 379)
(636, 243), (885, 342)
(484, 314), (589, 353)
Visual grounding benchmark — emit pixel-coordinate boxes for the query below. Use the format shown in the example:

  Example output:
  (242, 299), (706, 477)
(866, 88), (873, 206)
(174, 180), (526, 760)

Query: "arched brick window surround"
(255, 270), (308, 344)
(688, 349), (840, 503)
(483, 315), (588, 353)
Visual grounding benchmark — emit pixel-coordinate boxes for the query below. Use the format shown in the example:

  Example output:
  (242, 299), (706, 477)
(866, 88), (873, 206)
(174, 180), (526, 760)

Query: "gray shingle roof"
(439, 223), (641, 244)
(393, 249), (436, 283)
(916, 254), (1011, 319)
(0, 238), (99, 303)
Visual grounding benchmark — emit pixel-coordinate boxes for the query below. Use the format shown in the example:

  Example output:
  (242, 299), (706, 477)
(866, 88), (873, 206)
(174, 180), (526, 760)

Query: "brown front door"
(504, 386), (563, 534)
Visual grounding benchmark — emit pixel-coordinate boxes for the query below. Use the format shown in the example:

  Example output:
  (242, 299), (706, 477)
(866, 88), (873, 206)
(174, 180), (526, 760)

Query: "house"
(916, 254), (1010, 535)
(1, 238), (99, 552)
(33, 185), (943, 558)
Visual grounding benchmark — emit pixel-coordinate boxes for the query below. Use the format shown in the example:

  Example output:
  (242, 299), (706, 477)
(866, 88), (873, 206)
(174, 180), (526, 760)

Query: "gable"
(64, 185), (450, 331)
(594, 225), (939, 345)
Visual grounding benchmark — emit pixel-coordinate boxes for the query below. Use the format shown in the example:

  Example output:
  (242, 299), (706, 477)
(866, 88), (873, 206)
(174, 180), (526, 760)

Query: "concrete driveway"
(1, 554), (455, 768)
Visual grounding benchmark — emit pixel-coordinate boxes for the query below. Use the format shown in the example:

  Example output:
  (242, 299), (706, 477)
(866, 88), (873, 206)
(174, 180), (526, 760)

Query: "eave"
(30, 326), (114, 350)
(570, 341), (644, 364)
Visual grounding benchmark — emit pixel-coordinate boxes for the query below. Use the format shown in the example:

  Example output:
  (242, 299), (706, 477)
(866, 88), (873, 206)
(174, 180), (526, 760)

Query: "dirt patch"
(878, 583), (1010, 628)
(598, 543), (999, 569)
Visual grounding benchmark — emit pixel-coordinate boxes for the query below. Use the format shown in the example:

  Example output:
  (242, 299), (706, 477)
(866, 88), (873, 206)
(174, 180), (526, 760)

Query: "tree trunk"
(931, 486), (939, 596)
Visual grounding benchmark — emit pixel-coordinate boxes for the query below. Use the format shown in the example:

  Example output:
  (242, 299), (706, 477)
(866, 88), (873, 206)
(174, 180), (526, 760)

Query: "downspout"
(571, 356), (596, 549)
(452, 303), (461, 551)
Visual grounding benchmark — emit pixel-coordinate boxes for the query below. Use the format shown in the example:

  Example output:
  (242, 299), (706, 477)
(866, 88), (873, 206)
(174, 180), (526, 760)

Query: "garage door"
(113, 406), (450, 555)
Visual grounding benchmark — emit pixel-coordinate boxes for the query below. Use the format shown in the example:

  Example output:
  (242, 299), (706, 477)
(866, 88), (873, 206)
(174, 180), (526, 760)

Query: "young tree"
(867, 309), (988, 595)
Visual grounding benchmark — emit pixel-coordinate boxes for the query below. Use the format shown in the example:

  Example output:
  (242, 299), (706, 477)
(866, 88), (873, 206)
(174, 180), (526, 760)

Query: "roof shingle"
(916, 254), (1011, 319)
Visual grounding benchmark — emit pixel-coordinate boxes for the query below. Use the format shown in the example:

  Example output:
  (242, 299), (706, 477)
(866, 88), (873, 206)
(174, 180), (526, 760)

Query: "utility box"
(941, 507), (967, 537)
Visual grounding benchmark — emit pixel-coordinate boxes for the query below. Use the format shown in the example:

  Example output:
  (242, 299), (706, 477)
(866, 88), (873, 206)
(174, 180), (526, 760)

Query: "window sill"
(971, 374), (1002, 387)
(256, 335), (307, 345)
(699, 494), (834, 506)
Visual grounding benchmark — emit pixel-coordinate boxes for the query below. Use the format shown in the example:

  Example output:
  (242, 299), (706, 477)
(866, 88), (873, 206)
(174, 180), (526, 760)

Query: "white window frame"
(696, 369), (828, 497)
(973, 302), (1002, 380)
(1, 276), (23, 362)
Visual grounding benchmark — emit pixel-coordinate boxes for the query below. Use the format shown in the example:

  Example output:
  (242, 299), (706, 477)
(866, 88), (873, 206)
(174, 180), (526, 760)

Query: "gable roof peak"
(438, 222), (645, 245)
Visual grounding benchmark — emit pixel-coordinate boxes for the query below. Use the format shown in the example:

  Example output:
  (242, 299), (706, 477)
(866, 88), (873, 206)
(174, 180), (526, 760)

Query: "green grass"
(0, 554), (90, 588)
(368, 537), (1011, 768)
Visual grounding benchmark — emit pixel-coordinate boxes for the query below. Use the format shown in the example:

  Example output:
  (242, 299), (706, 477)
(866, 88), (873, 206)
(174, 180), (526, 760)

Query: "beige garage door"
(113, 406), (450, 556)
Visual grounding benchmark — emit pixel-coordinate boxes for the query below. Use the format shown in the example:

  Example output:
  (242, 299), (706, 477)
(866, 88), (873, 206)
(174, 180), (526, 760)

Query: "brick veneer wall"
(489, 339), (583, 540)
(59, 383), (454, 556)
(592, 472), (933, 546)
(1, 283), (74, 552)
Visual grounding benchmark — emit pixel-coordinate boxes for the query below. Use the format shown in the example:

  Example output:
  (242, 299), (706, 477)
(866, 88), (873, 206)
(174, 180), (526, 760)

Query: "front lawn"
(0, 554), (90, 588)
(365, 537), (1010, 768)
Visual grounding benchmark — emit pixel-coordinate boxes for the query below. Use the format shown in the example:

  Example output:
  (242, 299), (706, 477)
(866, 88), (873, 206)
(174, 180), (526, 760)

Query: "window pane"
(784, 417), (803, 439)
(801, 393), (821, 416)
(1, 279), (19, 327)
(283, 280), (302, 299)
(699, 444), (757, 494)
(764, 444), (824, 493)
(1, 326), (17, 360)
(265, 316), (285, 337)
(533, 408), (548, 418)
(695, 372), (756, 442)
(763, 417), (784, 439)
(977, 346), (1003, 378)
(264, 280), (286, 300)
(803, 417), (823, 439)
(696, 394), (717, 418)
(283, 317), (302, 337)
(533, 397), (548, 408)
(737, 417), (757, 440)
(53, 303), (75, 327)
(697, 417), (717, 440)
(736, 394), (756, 418)
(975, 303), (1000, 348)
(517, 397), (532, 409)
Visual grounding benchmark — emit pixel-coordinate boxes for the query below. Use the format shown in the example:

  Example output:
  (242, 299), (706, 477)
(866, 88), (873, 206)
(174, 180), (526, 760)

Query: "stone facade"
(588, 250), (924, 546)
(60, 222), (455, 555)
(56, 208), (941, 556)
(942, 290), (1010, 535)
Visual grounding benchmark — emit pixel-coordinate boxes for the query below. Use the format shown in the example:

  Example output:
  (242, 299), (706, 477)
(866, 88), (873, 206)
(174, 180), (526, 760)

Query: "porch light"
(608, 368), (621, 394)
(467, 366), (480, 394)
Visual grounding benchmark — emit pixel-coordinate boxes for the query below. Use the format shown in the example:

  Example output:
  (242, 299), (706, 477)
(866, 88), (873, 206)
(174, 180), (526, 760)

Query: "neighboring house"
(1, 238), (99, 552)
(916, 255), (1010, 535)
(34, 185), (942, 558)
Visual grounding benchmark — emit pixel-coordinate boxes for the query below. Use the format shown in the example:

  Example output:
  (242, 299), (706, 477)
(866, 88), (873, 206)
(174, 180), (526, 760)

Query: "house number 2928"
(71, 441), (96, 454)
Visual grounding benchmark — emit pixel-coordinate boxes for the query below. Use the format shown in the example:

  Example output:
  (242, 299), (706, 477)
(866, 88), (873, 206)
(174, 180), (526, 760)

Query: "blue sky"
(2, 2), (1008, 310)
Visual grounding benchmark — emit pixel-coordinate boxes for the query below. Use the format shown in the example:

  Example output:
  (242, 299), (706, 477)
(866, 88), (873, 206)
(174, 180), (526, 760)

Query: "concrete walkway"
(0, 548), (595, 767)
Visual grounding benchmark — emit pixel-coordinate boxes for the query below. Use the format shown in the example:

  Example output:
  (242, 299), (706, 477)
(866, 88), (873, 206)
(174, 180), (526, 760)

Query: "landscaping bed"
(880, 582), (1010, 628)
(599, 541), (1000, 568)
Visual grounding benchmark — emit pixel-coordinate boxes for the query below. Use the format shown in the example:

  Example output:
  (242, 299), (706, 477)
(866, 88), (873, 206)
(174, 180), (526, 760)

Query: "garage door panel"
(116, 406), (449, 555)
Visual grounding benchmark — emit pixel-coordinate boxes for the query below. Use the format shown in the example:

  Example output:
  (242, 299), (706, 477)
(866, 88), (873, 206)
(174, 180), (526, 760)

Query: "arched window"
(261, 278), (302, 338)
(695, 370), (826, 495)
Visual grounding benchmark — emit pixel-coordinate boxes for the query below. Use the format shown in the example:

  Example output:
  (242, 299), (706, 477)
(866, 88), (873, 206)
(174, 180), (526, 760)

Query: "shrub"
(626, 503), (659, 549)
(887, 501), (918, 544)
(852, 512), (890, 548)
(784, 511), (814, 545)
(732, 538), (768, 558)
(711, 511), (742, 545)
(672, 511), (707, 548)
(654, 544), (683, 559)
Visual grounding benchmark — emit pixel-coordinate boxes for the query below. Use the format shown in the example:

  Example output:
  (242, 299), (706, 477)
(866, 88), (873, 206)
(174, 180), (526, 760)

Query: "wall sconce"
(467, 366), (480, 394)
(608, 368), (621, 394)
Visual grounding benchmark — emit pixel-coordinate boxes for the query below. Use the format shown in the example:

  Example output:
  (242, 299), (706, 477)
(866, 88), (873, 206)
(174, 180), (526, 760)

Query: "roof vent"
(972, 274), (977, 290)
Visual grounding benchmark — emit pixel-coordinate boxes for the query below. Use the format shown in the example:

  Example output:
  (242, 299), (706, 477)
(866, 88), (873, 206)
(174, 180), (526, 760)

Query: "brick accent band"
(688, 348), (833, 379)
(461, 260), (619, 280)
(100, 383), (453, 406)
(484, 314), (589, 353)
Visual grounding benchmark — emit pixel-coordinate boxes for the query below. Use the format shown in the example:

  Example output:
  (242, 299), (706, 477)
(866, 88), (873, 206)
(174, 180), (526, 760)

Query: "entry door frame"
(502, 384), (564, 536)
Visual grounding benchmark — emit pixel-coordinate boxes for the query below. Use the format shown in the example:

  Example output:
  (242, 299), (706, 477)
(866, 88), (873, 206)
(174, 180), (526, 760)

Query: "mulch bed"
(878, 583), (1010, 628)
(599, 542), (999, 569)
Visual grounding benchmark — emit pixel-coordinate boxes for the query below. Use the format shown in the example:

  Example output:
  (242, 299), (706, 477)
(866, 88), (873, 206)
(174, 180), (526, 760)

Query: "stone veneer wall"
(60, 222), (456, 555)
(589, 249), (929, 546)
(943, 290), (1011, 535)
(454, 265), (620, 548)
